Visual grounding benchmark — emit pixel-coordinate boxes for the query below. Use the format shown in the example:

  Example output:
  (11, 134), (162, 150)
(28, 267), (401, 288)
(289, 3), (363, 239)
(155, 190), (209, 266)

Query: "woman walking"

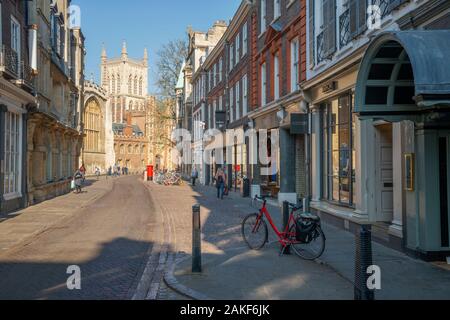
(215, 168), (227, 200)
(74, 169), (84, 194)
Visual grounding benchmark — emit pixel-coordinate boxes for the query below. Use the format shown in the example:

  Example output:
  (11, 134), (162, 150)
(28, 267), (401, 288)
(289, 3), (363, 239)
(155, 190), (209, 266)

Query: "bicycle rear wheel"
(289, 224), (326, 260)
(242, 214), (268, 250)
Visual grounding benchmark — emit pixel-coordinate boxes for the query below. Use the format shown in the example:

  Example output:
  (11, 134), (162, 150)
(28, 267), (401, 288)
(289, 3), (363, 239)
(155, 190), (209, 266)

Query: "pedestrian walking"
(107, 166), (112, 179)
(95, 166), (101, 180)
(80, 164), (86, 182)
(215, 168), (227, 200)
(191, 167), (199, 186)
(73, 169), (84, 194)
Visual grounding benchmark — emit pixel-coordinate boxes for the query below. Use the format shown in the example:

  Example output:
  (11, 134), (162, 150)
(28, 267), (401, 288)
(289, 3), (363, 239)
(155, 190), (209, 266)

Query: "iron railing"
(19, 61), (34, 89)
(316, 31), (325, 64)
(0, 45), (20, 77)
(339, 9), (351, 48)
(0, 45), (35, 90)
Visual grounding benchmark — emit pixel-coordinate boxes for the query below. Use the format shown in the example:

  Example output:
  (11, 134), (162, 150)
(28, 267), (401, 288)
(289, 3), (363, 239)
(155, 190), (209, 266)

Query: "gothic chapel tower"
(100, 42), (149, 130)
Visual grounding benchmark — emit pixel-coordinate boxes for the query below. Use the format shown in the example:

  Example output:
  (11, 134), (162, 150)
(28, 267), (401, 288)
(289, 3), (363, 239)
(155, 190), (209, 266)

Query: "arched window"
(135, 145), (139, 154)
(117, 74), (121, 94)
(139, 77), (143, 96)
(134, 76), (138, 95)
(129, 101), (133, 111)
(120, 144), (125, 154)
(128, 144), (132, 153)
(84, 98), (102, 153)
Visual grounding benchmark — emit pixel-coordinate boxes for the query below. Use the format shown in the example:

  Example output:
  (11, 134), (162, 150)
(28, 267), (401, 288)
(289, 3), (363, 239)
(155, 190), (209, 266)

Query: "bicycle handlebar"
(254, 195), (268, 203)
(288, 202), (303, 212)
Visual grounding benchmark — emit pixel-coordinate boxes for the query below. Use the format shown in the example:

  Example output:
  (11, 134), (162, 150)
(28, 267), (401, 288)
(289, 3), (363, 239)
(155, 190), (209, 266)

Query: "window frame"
(261, 62), (267, 106)
(3, 110), (23, 200)
(322, 92), (355, 207)
(290, 38), (300, 92)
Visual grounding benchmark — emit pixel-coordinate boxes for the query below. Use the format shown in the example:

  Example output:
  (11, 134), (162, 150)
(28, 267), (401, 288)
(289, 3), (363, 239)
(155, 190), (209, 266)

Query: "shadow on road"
(0, 237), (159, 300)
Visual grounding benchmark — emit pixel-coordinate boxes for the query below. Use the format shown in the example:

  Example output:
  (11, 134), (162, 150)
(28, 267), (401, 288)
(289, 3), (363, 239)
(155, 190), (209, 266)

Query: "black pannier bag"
(295, 219), (317, 243)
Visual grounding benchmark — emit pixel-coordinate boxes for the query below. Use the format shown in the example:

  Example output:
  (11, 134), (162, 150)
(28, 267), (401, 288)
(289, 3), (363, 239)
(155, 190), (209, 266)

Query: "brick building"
(113, 113), (148, 174)
(248, 0), (307, 205)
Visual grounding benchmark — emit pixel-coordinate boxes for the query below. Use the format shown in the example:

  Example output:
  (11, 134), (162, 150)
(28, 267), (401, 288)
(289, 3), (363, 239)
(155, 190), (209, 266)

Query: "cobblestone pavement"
(0, 176), (158, 300)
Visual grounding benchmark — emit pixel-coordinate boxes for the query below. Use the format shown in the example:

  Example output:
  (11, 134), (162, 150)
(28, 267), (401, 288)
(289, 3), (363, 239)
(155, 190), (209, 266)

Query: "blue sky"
(73, 0), (241, 94)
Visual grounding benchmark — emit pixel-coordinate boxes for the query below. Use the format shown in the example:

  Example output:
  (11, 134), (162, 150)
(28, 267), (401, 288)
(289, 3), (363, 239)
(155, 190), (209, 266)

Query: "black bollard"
(354, 225), (375, 300)
(192, 204), (202, 273)
(282, 201), (291, 255)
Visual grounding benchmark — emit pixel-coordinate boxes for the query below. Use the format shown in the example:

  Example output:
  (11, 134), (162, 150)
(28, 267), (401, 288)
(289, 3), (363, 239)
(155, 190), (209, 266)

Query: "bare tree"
(154, 39), (187, 100)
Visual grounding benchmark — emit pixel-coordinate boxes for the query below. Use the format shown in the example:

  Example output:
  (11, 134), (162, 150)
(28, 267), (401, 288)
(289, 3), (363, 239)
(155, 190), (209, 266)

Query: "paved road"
(0, 176), (157, 300)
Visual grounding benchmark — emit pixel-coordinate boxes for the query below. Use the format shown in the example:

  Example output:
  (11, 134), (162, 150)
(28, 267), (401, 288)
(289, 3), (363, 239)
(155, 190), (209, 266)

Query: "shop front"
(354, 31), (450, 259)
(309, 30), (450, 259)
(251, 110), (281, 200)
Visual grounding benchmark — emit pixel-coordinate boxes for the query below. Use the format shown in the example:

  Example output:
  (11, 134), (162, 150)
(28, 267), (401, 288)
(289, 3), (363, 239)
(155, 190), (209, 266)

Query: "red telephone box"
(147, 165), (154, 181)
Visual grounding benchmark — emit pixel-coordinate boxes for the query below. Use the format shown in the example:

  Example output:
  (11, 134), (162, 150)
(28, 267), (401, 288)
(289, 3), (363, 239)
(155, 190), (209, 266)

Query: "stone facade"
(101, 42), (156, 173)
(26, 0), (85, 205)
(0, 0), (36, 214)
(82, 81), (115, 174)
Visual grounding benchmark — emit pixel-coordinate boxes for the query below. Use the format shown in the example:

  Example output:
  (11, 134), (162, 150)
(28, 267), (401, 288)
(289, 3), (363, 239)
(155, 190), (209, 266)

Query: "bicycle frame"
(253, 201), (297, 248)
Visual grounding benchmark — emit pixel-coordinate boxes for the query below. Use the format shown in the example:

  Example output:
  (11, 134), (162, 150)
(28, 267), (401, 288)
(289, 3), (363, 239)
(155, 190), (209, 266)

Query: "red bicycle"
(242, 196), (326, 260)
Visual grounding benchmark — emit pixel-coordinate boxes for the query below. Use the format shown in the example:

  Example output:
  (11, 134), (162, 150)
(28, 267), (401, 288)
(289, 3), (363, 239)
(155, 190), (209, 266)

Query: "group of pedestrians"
(106, 164), (130, 178)
(191, 167), (228, 200)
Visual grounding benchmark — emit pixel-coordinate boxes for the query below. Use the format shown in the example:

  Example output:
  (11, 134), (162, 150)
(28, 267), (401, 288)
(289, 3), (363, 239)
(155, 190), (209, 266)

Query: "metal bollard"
(354, 225), (375, 301)
(192, 204), (202, 273)
(282, 201), (291, 255)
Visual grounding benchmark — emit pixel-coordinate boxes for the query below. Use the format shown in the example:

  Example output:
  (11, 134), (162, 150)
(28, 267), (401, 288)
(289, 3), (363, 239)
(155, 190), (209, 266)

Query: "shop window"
(323, 93), (355, 206)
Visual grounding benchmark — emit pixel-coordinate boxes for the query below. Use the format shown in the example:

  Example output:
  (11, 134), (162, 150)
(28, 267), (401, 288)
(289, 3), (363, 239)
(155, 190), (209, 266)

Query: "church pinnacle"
(121, 41), (128, 59)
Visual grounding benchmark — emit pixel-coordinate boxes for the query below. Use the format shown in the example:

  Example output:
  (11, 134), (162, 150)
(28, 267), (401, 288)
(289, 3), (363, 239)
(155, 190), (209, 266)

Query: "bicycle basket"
(295, 219), (317, 243)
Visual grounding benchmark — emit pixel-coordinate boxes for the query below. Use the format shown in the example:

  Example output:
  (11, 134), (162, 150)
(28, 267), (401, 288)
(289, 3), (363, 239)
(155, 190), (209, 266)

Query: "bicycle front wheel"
(242, 214), (268, 250)
(290, 225), (326, 260)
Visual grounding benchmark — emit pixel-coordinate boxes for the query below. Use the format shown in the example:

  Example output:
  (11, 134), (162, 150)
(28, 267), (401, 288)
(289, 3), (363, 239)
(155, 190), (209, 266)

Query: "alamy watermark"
(171, 127), (280, 175)
(66, 265), (81, 290)
(68, 5), (82, 29)
(367, 265), (382, 290)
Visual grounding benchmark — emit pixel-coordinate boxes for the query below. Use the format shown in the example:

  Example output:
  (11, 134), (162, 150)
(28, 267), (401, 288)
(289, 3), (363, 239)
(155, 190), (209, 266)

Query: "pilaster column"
(310, 105), (322, 203)
(390, 122), (405, 237)
(0, 104), (8, 208)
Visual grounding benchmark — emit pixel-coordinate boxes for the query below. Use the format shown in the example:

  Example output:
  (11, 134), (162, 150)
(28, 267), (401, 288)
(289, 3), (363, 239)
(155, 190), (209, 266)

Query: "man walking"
(191, 167), (199, 186)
